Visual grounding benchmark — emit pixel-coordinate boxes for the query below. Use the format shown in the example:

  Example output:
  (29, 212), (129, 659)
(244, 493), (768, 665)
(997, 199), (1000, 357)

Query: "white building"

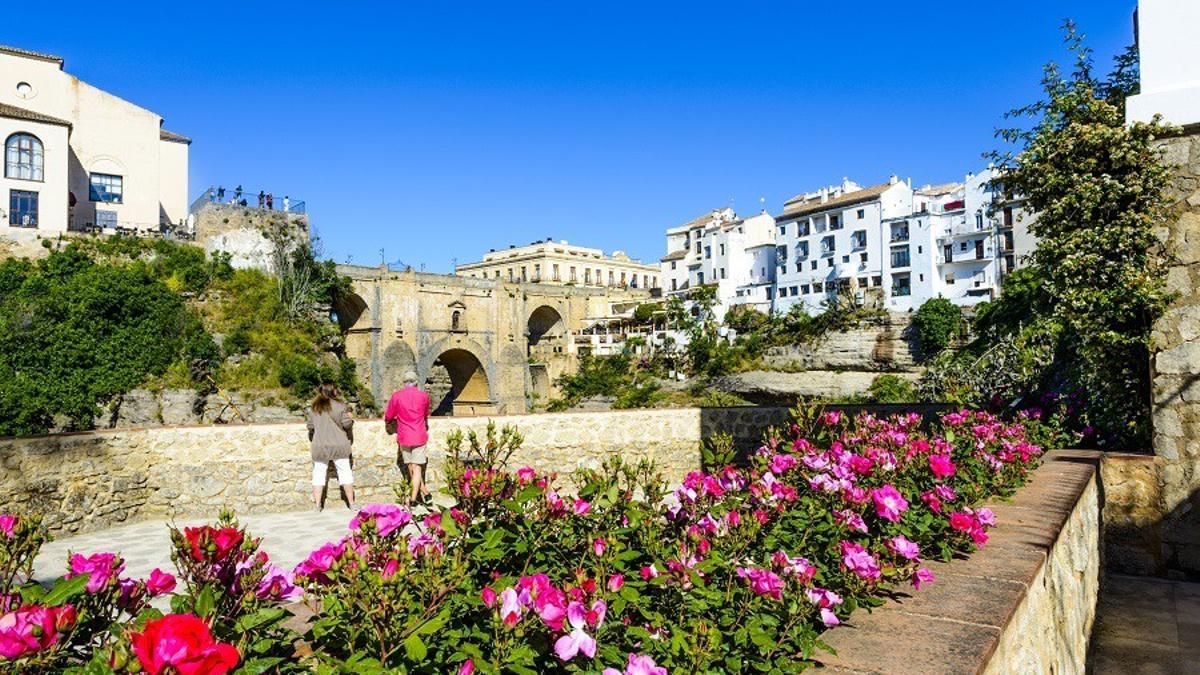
(457, 238), (659, 290)
(773, 176), (913, 315)
(660, 207), (777, 321)
(0, 45), (190, 237)
(1125, 0), (1200, 127)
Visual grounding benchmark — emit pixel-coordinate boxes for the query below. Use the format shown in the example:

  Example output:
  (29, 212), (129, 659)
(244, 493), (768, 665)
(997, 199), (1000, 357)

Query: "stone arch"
(418, 336), (494, 416)
(527, 305), (566, 346)
(332, 292), (369, 332)
(380, 340), (418, 399)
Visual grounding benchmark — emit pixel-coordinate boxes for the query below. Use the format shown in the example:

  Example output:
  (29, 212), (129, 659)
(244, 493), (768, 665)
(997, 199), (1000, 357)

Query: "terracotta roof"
(778, 183), (893, 220)
(660, 249), (688, 262)
(159, 129), (192, 144)
(0, 102), (71, 128)
(0, 45), (64, 65)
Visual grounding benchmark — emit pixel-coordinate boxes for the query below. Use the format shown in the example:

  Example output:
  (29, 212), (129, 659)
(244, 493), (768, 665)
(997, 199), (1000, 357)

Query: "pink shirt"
(384, 386), (430, 447)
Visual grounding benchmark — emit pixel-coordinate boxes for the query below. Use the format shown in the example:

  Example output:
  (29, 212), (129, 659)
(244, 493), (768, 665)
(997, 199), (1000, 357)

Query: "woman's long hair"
(312, 383), (341, 414)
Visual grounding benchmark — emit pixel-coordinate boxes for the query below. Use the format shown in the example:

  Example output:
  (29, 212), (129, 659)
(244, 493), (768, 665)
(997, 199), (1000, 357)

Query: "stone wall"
(0, 409), (707, 536)
(192, 204), (309, 272)
(818, 451), (1101, 674)
(1147, 128), (1200, 577)
(760, 313), (919, 372)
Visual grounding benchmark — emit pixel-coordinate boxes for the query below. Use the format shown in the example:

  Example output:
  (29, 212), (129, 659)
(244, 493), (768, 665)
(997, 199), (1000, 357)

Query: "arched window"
(5, 133), (43, 181)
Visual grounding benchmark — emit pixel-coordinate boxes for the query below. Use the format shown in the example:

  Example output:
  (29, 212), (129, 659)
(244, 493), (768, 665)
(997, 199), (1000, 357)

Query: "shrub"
(867, 374), (916, 403)
(912, 297), (962, 359)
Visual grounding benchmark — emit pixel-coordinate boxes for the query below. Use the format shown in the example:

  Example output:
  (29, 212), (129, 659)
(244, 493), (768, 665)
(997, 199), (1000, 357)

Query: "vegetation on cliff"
(0, 237), (369, 437)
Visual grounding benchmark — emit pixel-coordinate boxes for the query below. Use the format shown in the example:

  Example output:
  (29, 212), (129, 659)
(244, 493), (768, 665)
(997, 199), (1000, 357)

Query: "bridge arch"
(417, 336), (495, 416)
(332, 292), (370, 332)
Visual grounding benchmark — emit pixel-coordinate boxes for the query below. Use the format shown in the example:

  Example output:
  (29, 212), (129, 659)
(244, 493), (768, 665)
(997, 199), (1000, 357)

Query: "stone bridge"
(335, 265), (649, 415)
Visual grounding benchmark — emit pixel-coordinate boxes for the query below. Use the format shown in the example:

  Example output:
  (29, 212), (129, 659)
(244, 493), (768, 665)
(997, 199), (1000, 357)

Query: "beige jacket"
(306, 401), (354, 462)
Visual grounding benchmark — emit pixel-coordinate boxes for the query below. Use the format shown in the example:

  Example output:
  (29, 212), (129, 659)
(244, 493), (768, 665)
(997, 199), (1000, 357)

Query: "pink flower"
(499, 588), (524, 626)
(607, 574), (625, 592)
(349, 504), (412, 537)
(517, 466), (537, 484)
(912, 567), (935, 590)
(294, 541), (345, 583)
(948, 511), (975, 533)
(256, 565), (302, 602)
(822, 411), (842, 425)
(808, 586), (844, 623)
(573, 499), (592, 516)
(934, 484), (957, 502)
(554, 601), (600, 661)
(407, 533), (444, 558)
(0, 515), (15, 539)
(839, 541), (881, 582)
(769, 453), (799, 474)
(146, 568), (177, 597)
(458, 660), (475, 675)
(382, 558), (400, 579)
(592, 538), (607, 557)
(928, 454), (956, 479)
(67, 552), (123, 594)
(0, 604), (74, 660)
(871, 485), (909, 522)
(886, 535), (920, 561)
(819, 607), (840, 626)
(603, 653), (668, 675)
(921, 491), (943, 514)
(975, 507), (996, 526)
(481, 587), (497, 608)
(736, 566), (784, 600)
(834, 509), (868, 533)
(640, 565), (659, 580)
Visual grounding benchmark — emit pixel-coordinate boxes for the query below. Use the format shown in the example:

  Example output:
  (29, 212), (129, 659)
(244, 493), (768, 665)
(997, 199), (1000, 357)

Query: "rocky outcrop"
(109, 389), (302, 428)
(761, 314), (918, 372)
(714, 370), (919, 404)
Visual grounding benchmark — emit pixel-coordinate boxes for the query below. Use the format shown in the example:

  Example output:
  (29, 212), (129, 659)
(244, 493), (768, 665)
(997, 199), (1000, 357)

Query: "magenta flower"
(592, 538), (607, 557)
(886, 535), (920, 561)
(0, 604), (74, 659)
(256, 565), (303, 602)
(407, 533), (444, 558)
(349, 504), (412, 537)
(639, 565), (659, 580)
(573, 499), (592, 516)
(928, 454), (956, 479)
(607, 574), (624, 592)
(834, 509), (868, 533)
(499, 587), (524, 626)
(871, 485), (909, 522)
(736, 566), (785, 600)
(948, 511), (975, 532)
(975, 507), (996, 526)
(603, 652), (668, 675)
(0, 515), (15, 539)
(145, 568), (177, 597)
(516, 466), (537, 484)
(554, 601), (602, 661)
(839, 541), (881, 582)
(67, 552), (123, 594)
(294, 540), (345, 583)
(807, 587), (844, 625)
(458, 659), (475, 675)
(912, 567), (935, 590)
(481, 587), (497, 608)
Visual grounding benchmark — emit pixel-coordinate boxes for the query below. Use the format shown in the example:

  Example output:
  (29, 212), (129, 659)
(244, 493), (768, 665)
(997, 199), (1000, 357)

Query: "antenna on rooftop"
(379, 248), (385, 266)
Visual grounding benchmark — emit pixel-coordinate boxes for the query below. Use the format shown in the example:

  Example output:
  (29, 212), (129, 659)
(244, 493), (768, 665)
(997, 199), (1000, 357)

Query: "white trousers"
(312, 458), (353, 486)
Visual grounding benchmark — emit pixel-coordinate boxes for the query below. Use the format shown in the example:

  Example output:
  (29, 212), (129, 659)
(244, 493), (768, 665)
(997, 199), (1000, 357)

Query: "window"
(829, 215), (841, 230)
(697, 271), (705, 285)
(778, 224), (786, 236)
(719, 268), (726, 279)
(891, 273), (911, 297)
(89, 173), (123, 203)
(861, 252), (869, 262)
(810, 260), (818, 270)
(826, 259), (834, 268)
(789, 286), (797, 295)
(946, 273), (956, 284)
(704, 246), (712, 259)
(552, 264), (560, 281)
(976, 212), (984, 229)
(96, 209), (117, 229)
(779, 287), (787, 297)
(856, 209), (865, 219)
(872, 275), (882, 287)
(570, 267), (577, 282)
(820, 236), (835, 255)
(890, 246), (910, 268)
(798, 221), (810, 236)
(851, 230), (867, 249)
(719, 243), (725, 256)
(801, 284), (810, 294)
(890, 222), (909, 242)
(796, 241), (809, 258)
(795, 261), (802, 273)
(671, 278), (678, 291)
(5, 134), (43, 181)
(584, 269), (592, 283)
(917, 246), (922, 254)
(776, 245), (788, 262)
(842, 255), (850, 263)
(670, 261), (677, 270)
(9, 190), (38, 227)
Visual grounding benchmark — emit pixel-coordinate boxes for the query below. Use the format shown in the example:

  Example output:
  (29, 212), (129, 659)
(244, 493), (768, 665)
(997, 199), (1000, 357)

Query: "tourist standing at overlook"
(306, 383), (355, 510)
(384, 371), (433, 507)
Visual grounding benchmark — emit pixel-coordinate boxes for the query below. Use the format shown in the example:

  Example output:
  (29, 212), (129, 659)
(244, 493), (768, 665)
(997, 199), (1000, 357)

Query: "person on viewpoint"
(306, 383), (355, 510)
(385, 371), (432, 507)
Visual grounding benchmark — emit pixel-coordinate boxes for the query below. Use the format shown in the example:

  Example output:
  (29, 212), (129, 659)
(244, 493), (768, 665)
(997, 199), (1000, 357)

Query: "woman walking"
(384, 371), (432, 507)
(306, 383), (355, 510)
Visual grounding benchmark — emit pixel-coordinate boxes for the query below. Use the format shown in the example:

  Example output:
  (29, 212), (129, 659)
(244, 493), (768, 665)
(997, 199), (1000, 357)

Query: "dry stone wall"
(0, 409), (706, 536)
(760, 314), (919, 372)
(1147, 128), (1200, 576)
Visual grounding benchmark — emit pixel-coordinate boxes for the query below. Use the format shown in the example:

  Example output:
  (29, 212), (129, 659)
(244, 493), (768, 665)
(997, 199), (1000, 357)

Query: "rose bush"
(1, 407), (1051, 673)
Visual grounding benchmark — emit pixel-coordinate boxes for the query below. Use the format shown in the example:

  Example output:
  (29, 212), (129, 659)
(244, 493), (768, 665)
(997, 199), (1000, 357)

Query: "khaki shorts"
(400, 444), (427, 465)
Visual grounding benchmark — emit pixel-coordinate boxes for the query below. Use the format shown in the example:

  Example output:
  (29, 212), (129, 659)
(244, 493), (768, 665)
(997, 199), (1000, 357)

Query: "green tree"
(912, 297), (962, 359)
(958, 23), (1173, 446)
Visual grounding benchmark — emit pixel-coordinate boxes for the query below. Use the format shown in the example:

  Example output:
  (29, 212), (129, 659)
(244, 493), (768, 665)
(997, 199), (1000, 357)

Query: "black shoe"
(422, 494), (434, 507)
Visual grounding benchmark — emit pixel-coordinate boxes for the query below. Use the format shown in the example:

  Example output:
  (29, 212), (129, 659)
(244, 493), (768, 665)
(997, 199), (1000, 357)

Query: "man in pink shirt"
(384, 371), (433, 507)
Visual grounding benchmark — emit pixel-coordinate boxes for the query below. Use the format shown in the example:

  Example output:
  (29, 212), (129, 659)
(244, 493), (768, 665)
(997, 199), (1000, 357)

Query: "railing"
(68, 219), (195, 241)
(890, 286), (912, 297)
(190, 187), (306, 215)
(890, 229), (909, 242)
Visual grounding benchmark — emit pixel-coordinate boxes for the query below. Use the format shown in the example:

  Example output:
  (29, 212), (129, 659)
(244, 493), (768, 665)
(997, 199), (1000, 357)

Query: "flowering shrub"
(1, 407), (1048, 672)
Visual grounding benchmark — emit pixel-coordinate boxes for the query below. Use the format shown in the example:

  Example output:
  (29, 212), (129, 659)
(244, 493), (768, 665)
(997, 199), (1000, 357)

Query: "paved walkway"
(31, 503), (435, 587)
(1090, 573), (1200, 674)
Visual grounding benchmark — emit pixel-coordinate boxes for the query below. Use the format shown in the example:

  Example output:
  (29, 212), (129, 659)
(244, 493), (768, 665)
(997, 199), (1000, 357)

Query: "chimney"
(906, 177), (912, 187)
(820, 187), (828, 203)
(889, 174), (899, 185)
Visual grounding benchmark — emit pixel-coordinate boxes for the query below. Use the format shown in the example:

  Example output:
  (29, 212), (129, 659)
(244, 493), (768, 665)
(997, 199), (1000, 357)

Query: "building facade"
(456, 238), (659, 291)
(660, 208), (778, 321)
(0, 45), (189, 237)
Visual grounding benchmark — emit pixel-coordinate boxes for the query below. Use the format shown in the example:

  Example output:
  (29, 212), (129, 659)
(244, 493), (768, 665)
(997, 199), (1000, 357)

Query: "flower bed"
(0, 408), (1057, 673)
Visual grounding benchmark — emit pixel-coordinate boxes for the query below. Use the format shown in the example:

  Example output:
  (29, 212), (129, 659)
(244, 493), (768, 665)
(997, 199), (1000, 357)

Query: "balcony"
(190, 186), (306, 215)
(890, 228), (910, 243)
(891, 285), (912, 297)
(938, 252), (990, 265)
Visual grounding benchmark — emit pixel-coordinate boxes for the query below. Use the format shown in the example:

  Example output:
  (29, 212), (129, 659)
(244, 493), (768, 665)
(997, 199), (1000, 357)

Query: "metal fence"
(189, 186), (306, 215)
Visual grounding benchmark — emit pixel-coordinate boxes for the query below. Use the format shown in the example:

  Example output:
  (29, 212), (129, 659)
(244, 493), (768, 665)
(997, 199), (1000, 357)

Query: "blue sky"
(17, 1), (1137, 271)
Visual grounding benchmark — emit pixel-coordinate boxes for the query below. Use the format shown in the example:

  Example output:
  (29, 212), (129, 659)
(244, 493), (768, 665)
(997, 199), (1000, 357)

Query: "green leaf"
(234, 657), (284, 674)
(43, 574), (90, 606)
(194, 584), (216, 618)
(235, 607), (287, 632)
(403, 633), (427, 661)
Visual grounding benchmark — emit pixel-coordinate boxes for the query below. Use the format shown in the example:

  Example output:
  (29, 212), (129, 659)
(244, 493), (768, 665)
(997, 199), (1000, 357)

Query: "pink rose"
(607, 574), (624, 592)
(146, 568), (177, 597)
(67, 552), (123, 594)
(912, 567), (935, 590)
(886, 535), (920, 561)
(928, 454), (956, 479)
(871, 485), (909, 523)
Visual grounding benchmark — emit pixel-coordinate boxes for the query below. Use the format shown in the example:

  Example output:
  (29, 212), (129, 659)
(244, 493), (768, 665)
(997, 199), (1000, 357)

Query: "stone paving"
(1089, 573), (1200, 674)
(31, 500), (444, 588)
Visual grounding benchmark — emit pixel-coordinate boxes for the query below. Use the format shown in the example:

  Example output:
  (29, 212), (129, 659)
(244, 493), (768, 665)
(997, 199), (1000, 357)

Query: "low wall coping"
(816, 449), (1100, 674)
